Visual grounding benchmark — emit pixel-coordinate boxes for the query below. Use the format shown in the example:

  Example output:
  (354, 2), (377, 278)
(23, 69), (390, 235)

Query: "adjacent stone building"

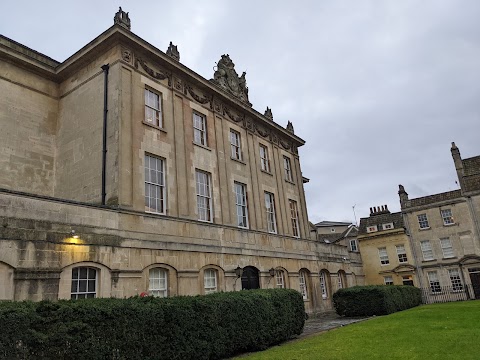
(357, 206), (416, 286)
(0, 8), (363, 313)
(399, 143), (480, 301)
(312, 221), (363, 298)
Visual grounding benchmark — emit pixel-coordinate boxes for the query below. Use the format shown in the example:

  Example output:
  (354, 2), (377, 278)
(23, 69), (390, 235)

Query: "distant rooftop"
(315, 221), (352, 227)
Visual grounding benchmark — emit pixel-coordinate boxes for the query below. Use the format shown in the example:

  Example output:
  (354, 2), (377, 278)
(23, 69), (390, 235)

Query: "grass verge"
(238, 300), (480, 360)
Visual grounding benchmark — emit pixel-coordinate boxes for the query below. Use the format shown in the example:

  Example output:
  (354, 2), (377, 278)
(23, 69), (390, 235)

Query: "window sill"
(231, 157), (246, 165)
(143, 121), (167, 133)
(380, 263), (390, 266)
(419, 227), (431, 231)
(285, 179), (296, 185)
(260, 169), (273, 176)
(442, 256), (457, 260)
(422, 259), (436, 263)
(443, 223), (456, 227)
(193, 142), (212, 151)
(237, 225), (249, 230)
(145, 210), (167, 216)
(198, 219), (214, 224)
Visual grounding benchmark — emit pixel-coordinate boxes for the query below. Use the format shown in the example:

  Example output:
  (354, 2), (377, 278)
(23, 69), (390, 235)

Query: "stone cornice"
(0, 25), (305, 153)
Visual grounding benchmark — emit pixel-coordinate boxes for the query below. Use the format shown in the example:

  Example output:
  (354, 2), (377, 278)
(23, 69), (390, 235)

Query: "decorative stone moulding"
(133, 53), (299, 154)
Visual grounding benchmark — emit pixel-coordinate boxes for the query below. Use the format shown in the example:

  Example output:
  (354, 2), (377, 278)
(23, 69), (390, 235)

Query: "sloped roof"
(408, 190), (462, 208)
(358, 212), (404, 235)
(318, 224), (358, 243)
(315, 221), (352, 227)
(462, 155), (480, 192)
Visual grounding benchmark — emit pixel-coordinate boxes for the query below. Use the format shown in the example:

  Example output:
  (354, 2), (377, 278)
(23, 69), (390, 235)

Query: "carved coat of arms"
(211, 54), (251, 105)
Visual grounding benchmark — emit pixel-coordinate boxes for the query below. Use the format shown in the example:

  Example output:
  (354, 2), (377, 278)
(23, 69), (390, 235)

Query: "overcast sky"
(2, 1), (479, 224)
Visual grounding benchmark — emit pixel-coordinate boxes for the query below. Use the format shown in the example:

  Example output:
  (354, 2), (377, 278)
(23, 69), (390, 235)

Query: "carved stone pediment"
(211, 54), (251, 106)
(264, 107), (273, 121)
(166, 41), (180, 62)
(286, 121), (294, 134)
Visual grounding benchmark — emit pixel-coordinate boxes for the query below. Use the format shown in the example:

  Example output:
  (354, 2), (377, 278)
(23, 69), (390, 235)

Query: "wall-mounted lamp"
(234, 266), (243, 291)
(70, 230), (79, 239)
(267, 267), (276, 287)
(235, 266), (243, 278)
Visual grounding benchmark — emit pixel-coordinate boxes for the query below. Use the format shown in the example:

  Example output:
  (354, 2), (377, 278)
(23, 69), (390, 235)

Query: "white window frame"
(193, 112), (207, 146)
(396, 244), (408, 263)
(378, 247), (389, 265)
(289, 199), (300, 238)
(337, 272), (344, 289)
(149, 268), (168, 297)
(283, 156), (293, 182)
(440, 238), (454, 258)
(230, 130), (242, 161)
(265, 192), (277, 234)
(367, 225), (378, 233)
(259, 144), (270, 172)
(448, 268), (463, 291)
(420, 240), (435, 261)
(384, 276), (394, 285)
(144, 88), (162, 127)
(441, 209), (454, 225)
(320, 271), (328, 299)
(195, 170), (213, 222)
(417, 213), (430, 229)
(427, 271), (441, 293)
(349, 239), (358, 252)
(145, 154), (166, 214)
(299, 271), (308, 300)
(275, 270), (285, 289)
(71, 267), (97, 299)
(382, 223), (394, 230)
(204, 269), (218, 294)
(234, 182), (248, 228)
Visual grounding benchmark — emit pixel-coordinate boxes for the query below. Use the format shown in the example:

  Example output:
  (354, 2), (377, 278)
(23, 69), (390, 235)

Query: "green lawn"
(238, 300), (480, 360)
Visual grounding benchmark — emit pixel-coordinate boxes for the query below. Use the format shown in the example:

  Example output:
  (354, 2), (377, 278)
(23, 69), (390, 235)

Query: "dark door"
(469, 273), (480, 299)
(241, 266), (260, 290)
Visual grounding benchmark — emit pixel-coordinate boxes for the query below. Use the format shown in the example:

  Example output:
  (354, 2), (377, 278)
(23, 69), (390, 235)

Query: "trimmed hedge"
(333, 285), (422, 317)
(0, 288), (304, 360)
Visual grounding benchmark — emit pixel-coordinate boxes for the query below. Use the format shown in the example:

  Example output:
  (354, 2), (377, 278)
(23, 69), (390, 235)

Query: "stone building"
(0, 8), (363, 313)
(357, 206), (416, 286)
(399, 143), (480, 301)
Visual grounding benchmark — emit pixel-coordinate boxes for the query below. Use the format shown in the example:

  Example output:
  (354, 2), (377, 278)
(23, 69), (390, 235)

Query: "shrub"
(0, 288), (304, 360)
(333, 285), (422, 317)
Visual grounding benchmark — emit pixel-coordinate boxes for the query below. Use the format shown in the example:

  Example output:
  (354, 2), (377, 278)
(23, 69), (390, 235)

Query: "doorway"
(241, 266), (260, 290)
(469, 270), (480, 299)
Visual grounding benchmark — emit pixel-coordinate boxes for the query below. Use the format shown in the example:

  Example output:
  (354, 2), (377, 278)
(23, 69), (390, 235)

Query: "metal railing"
(420, 284), (477, 304)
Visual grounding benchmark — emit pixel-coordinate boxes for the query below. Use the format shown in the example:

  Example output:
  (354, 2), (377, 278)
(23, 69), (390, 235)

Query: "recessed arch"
(199, 264), (225, 294)
(59, 261), (111, 300)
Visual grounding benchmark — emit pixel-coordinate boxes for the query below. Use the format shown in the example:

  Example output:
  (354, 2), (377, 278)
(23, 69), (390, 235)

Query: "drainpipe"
(101, 64), (109, 206)
(402, 213), (425, 288)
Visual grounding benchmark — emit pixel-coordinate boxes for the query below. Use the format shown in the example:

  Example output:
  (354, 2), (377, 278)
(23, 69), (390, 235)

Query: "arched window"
(338, 270), (347, 290)
(320, 271), (329, 299)
(275, 270), (285, 289)
(299, 270), (308, 300)
(149, 268), (168, 297)
(71, 267), (97, 299)
(204, 269), (218, 294)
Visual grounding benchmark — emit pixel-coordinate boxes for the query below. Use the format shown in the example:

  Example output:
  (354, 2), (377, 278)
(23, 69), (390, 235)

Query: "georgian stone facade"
(399, 143), (480, 300)
(0, 9), (363, 313)
(358, 206), (416, 286)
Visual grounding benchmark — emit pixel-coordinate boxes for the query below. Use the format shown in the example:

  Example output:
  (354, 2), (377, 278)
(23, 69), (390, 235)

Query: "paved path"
(298, 312), (371, 338)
